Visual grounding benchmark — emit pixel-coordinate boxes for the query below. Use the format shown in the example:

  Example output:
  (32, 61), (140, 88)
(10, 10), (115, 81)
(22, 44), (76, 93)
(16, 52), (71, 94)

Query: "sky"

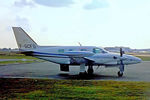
(0, 0), (150, 49)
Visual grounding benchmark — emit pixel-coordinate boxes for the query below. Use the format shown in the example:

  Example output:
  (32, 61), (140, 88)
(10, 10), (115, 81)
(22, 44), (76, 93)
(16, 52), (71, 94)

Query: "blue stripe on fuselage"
(33, 51), (68, 57)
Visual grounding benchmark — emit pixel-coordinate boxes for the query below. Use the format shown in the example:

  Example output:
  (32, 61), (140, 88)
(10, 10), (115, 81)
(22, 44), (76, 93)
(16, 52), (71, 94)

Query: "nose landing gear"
(118, 63), (124, 77)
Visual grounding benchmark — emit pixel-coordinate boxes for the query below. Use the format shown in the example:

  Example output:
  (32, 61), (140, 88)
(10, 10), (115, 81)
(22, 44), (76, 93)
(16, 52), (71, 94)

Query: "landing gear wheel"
(118, 71), (123, 77)
(87, 65), (94, 75)
(87, 68), (94, 75)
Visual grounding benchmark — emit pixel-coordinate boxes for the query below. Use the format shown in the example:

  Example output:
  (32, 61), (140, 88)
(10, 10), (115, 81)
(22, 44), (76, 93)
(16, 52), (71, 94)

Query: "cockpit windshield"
(93, 48), (108, 54)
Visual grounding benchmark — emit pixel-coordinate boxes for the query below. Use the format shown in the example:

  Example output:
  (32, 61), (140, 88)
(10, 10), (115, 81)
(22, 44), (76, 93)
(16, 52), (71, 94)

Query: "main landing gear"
(79, 64), (94, 76)
(87, 65), (94, 75)
(79, 63), (87, 76)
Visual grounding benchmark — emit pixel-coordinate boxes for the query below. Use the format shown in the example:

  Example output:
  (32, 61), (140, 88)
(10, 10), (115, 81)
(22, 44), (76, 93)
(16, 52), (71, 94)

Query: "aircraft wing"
(64, 51), (96, 63)
(83, 57), (95, 62)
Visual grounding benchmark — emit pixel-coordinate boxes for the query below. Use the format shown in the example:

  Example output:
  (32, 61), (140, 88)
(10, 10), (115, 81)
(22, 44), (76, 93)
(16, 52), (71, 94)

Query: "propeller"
(118, 48), (124, 76)
(120, 48), (125, 57)
(120, 48), (123, 57)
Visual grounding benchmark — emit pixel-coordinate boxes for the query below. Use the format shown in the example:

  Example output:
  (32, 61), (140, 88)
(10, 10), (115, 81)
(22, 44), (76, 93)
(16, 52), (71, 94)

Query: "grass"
(0, 53), (41, 65)
(129, 53), (150, 61)
(0, 54), (37, 59)
(0, 78), (150, 100)
(0, 60), (36, 65)
(135, 56), (150, 61)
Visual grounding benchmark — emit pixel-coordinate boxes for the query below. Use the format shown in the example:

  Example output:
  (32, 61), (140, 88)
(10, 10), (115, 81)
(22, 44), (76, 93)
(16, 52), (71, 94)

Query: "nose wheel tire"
(118, 71), (123, 77)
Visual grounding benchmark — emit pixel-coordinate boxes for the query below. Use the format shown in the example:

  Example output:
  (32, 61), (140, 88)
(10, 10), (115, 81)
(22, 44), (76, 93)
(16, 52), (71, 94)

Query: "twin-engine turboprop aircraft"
(12, 27), (142, 77)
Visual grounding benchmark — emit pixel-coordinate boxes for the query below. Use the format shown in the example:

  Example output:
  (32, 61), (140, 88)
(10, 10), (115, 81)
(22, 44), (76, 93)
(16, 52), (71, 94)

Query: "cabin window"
(80, 49), (87, 51)
(58, 49), (64, 53)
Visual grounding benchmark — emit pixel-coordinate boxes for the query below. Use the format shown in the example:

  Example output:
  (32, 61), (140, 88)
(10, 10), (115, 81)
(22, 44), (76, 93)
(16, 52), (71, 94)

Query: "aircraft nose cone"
(137, 58), (142, 63)
(134, 57), (142, 63)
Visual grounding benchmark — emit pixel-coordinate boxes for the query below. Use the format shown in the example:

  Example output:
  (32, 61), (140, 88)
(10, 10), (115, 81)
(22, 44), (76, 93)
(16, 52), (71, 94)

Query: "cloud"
(14, 0), (35, 7)
(84, 0), (109, 10)
(34, 0), (74, 7)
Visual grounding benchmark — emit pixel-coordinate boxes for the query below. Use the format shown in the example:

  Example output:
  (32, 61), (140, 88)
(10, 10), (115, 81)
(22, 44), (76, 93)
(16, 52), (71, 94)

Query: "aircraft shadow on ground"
(57, 73), (122, 80)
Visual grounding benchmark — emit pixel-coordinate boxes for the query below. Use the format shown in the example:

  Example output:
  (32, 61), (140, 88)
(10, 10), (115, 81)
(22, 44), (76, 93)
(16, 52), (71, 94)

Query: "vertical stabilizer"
(12, 27), (38, 51)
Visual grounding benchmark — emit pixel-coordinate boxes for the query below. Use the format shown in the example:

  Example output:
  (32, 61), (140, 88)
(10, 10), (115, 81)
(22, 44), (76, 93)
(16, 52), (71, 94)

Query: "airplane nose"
(124, 55), (142, 64)
(134, 57), (142, 63)
(138, 58), (142, 63)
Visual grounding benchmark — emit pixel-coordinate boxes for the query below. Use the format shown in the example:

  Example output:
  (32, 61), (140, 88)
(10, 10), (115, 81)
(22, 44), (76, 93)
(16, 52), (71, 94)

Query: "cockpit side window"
(93, 48), (107, 53)
(93, 48), (100, 53)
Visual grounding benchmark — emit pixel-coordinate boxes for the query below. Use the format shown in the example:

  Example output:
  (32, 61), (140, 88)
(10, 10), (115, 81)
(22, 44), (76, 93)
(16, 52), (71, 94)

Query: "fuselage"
(28, 46), (141, 66)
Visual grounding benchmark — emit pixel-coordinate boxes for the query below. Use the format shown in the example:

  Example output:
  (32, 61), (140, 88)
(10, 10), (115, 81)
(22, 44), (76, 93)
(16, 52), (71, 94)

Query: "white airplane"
(12, 27), (142, 77)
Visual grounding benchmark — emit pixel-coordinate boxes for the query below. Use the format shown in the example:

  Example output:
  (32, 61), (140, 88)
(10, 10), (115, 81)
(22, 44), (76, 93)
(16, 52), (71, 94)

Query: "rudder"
(12, 27), (38, 51)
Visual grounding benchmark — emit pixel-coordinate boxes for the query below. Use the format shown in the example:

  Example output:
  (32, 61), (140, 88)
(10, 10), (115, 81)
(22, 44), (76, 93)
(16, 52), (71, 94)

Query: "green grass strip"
(0, 78), (150, 100)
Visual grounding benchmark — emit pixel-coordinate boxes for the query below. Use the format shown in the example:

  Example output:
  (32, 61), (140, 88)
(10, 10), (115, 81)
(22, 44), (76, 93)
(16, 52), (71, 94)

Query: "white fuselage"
(29, 46), (141, 66)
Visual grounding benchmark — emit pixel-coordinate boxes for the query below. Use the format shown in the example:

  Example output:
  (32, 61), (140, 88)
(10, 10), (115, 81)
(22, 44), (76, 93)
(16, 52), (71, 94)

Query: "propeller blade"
(120, 48), (123, 57)
(119, 48), (125, 74)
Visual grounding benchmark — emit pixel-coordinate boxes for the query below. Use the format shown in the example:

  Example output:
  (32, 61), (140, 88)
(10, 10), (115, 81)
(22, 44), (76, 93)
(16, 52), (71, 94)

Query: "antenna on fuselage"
(78, 42), (82, 46)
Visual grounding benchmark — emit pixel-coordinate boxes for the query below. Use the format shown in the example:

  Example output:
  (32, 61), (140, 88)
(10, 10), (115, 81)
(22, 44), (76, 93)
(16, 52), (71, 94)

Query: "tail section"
(12, 27), (38, 51)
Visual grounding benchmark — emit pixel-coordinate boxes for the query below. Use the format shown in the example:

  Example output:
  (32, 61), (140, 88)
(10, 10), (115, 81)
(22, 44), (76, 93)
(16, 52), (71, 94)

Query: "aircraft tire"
(87, 68), (94, 75)
(118, 71), (123, 77)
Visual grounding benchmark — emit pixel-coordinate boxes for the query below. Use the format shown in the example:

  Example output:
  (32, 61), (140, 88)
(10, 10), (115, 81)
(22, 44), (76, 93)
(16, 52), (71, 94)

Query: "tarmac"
(0, 61), (150, 81)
